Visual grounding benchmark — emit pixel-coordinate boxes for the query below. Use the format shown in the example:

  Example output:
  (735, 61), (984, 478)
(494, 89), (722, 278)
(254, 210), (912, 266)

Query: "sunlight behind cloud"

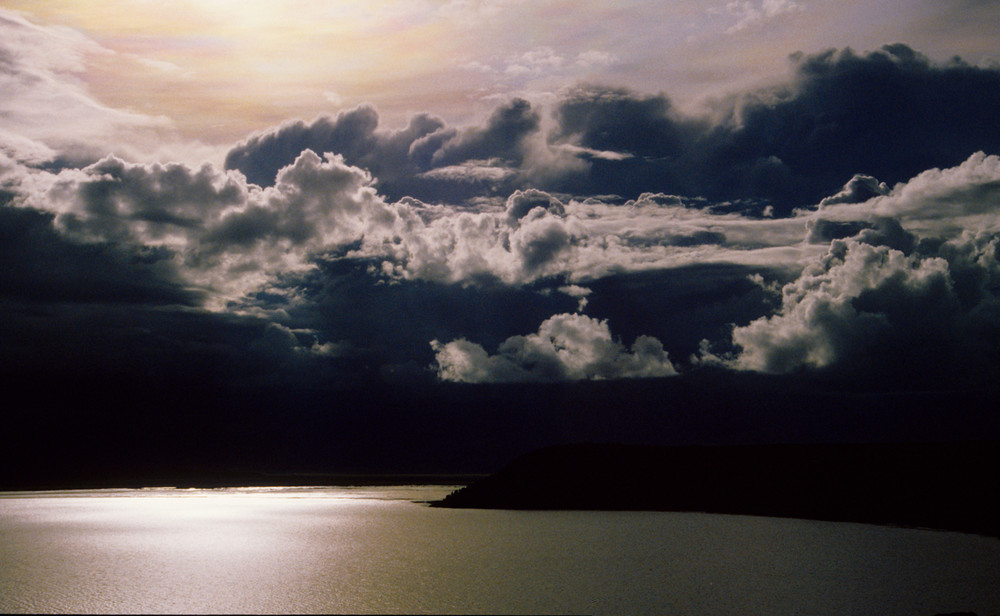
(6, 0), (1000, 144)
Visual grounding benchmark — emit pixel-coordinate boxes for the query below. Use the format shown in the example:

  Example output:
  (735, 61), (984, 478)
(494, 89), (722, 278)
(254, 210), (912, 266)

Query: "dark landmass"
(5, 370), (1000, 492)
(0, 472), (483, 492)
(434, 442), (1000, 538)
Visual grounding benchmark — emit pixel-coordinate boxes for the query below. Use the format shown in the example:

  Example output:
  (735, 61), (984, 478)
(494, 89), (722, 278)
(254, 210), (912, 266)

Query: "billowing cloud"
(223, 45), (1000, 219)
(218, 46), (1000, 219)
(224, 99), (549, 204)
(431, 313), (677, 382)
(549, 46), (1000, 213)
(5, 26), (1000, 387)
(224, 105), (446, 188)
(7, 148), (386, 306)
(702, 152), (1000, 381)
(723, 238), (956, 373)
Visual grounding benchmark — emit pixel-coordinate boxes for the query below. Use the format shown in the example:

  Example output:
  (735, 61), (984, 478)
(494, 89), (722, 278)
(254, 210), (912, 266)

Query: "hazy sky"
(3, 1), (1000, 478)
(4, 0), (999, 145)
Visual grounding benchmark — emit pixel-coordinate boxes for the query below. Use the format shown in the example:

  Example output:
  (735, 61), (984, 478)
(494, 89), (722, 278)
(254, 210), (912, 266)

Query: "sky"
(3, 1), (1000, 483)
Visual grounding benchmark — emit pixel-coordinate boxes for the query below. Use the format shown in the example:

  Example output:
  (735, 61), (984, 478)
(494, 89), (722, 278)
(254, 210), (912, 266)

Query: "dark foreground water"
(1, 487), (998, 615)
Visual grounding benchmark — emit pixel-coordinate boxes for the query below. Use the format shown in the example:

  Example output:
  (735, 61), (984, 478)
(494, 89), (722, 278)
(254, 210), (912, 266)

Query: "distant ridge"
(434, 442), (1000, 538)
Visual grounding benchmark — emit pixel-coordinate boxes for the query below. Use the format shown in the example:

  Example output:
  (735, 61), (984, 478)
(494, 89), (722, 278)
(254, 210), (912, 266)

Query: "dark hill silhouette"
(434, 442), (1000, 538)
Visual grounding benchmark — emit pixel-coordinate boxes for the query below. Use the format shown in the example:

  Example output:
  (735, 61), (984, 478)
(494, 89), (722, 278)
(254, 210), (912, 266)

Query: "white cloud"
(8, 149), (380, 307)
(815, 152), (1000, 238)
(575, 50), (617, 69)
(0, 9), (214, 165)
(418, 160), (516, 183)
(725, 0), (802, 33)
(559, 284), (592, 311)
(723, 239), (951, 372)
(431, 313), (677, 382)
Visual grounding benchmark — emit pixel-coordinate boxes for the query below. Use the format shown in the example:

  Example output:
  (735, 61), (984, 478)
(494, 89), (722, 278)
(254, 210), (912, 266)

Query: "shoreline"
(432, 441), (1000, 538)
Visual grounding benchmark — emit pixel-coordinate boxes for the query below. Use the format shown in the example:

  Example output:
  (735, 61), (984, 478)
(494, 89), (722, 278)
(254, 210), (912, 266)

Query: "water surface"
(1, 487), (998, 614)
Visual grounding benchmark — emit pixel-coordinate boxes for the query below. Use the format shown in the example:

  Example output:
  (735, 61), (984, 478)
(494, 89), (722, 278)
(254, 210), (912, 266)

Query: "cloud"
(0, 202), (197, 306)
(431, 313), (677, 382)
(6, 31), (1000, 387)
(15, 139), (998, 384)
(220, 45), (1000, 217)
(575, 50), (617, 69)
(558, 284), (592, 311)
(703, 153), (1000, 382)
(351, 188), (808, 287)
(504, 47), (565, 76)
(6, 148), (384, 306)
(547, 46), (1000, 213)
(0, 9), (186, 164)
(224, 99), (551, 204)
(817, 174), (890, 207)
(814, 152), (1000, 237)
(725, 0), (803, 33)
(722, 238), (956, 373)
(224, 104), (445, 188)
(426, 98), (540, 167)
(698, 45), (1000, 208)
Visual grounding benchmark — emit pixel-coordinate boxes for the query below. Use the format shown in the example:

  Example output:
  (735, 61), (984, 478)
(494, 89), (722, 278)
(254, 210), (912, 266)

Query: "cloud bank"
(4, 28), (1000, 387)
(224, 45), (1000, 217)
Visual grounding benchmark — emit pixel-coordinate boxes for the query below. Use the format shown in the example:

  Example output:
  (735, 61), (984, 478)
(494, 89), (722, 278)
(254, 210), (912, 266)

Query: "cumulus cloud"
(723, 238), (955, 373)
(5, 148), (384, 306)
(224, 105), (446, 188)
(224, 99), (551, 204)
(547, 47), (1000, 213)
(558, 284), (592, 311)
(359, 189), (807, 286)
(220, 46), (1000, 217)
(431, 313), (677, 382)
(16, 139), (995, 383)
(814, 152), (1000, 237)
(703, 153), (1000, 380)
(818, 174), (890, 207)
(6, 29), (1000, 386)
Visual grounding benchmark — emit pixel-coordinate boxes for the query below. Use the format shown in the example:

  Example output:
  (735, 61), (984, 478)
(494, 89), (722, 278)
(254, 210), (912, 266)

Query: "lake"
(1, 486), (998, 614)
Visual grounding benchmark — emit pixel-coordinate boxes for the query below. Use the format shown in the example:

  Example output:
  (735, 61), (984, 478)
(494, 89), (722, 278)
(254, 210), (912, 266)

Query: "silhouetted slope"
(435, 442), (1000, 537)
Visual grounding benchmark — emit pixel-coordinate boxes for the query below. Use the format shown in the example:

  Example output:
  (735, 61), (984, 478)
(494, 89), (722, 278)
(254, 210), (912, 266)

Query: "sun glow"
(2, 0), (464, 140)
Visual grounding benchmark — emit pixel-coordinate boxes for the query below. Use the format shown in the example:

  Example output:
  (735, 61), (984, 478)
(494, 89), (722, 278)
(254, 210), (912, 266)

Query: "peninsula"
(434, 442), (1000, 538)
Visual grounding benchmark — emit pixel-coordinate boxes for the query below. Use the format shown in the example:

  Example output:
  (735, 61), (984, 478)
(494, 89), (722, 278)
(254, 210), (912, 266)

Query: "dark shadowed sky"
(3, 1), (1000, 484)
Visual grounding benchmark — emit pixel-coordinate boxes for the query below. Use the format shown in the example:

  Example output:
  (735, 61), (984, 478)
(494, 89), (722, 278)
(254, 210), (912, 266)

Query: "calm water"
(1, 487), (998, 615)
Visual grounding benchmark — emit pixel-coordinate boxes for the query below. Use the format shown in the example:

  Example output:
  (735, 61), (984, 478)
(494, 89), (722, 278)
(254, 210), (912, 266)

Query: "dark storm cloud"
(426, 98), (540, 167)
(695, 44), (1000, 209)
(224, 45), (1000, 216)
(224, 99), (540, 203)
(551, 86), (686, 158)
(224, 105), (446, 189)
(0, 202), (197, 305)
(548, 45), (1000, 213)
(0, 296), (361, 395)
(250, 257), (579, 368)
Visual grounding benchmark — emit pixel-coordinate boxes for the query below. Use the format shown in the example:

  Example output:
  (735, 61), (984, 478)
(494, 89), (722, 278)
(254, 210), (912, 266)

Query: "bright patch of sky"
(4, 0), (997, 145)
